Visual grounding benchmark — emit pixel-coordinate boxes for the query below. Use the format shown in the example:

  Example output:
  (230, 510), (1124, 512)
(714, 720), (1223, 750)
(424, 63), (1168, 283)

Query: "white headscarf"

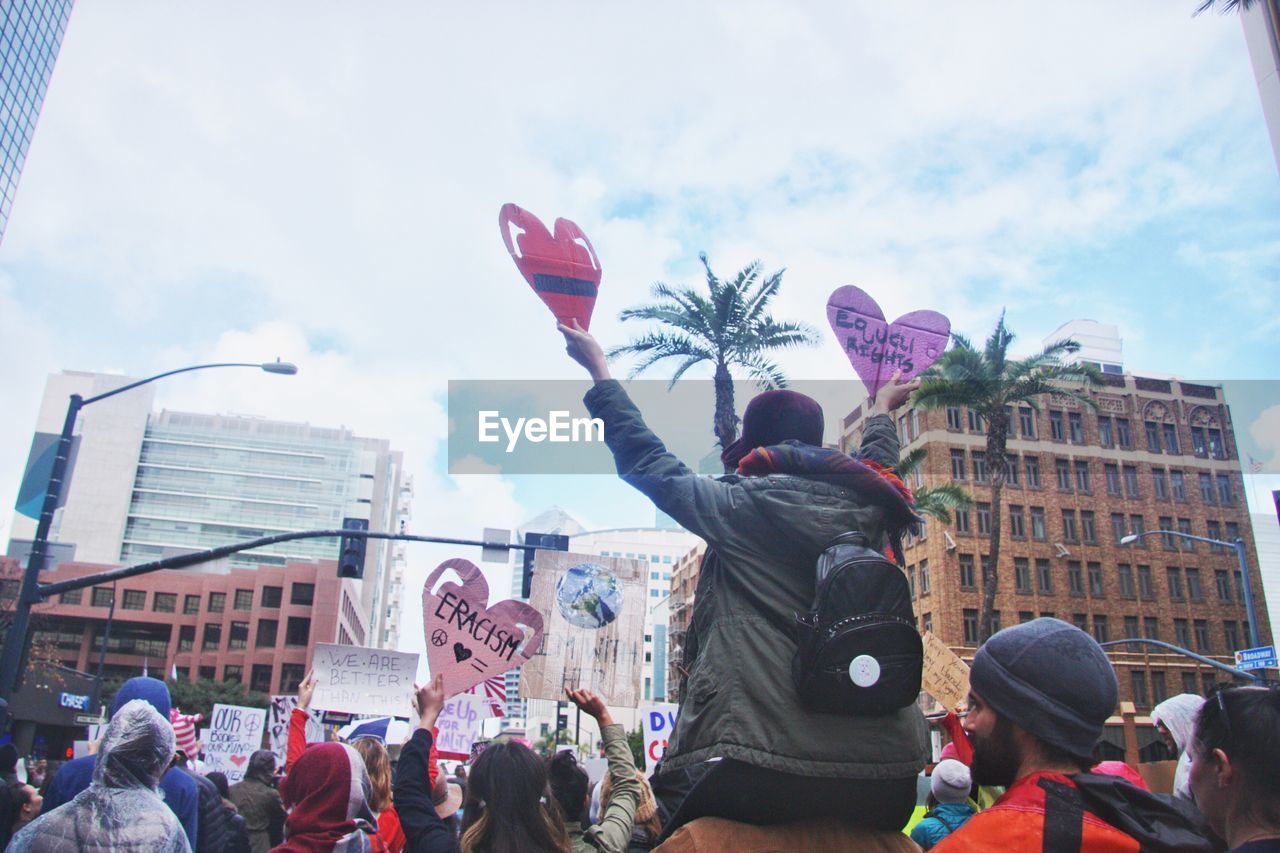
(1152, 693), (1205, 800)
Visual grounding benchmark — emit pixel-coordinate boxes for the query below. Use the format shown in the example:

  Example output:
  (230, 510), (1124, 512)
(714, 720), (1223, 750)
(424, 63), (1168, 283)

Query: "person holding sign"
(558, 320), (928, 837)
(392, 675), (463, 853)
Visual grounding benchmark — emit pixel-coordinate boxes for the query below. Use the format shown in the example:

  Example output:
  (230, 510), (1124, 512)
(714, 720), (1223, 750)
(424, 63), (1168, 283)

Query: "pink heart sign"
(826, 285), (951, 400)
(229, 754), (248, 767)
(499, 202), (602, 330)
(424, 557), (545, 698)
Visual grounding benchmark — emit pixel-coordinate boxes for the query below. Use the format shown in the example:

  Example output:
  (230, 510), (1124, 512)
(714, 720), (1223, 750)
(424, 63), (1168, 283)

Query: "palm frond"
(897, 446), (929, 479)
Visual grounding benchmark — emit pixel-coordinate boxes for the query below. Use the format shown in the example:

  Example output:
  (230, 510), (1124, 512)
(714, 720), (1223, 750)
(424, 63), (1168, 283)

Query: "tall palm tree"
(1194, 0), (1256, 13)
(608, 253), (820, 471)
(896, 447), (974, 525)
(912, 314), (1103, 643)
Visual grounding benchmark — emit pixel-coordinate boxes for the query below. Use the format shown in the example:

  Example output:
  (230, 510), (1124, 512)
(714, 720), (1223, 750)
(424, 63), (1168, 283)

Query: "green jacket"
(568, 723), (640, 853)
(585, 380), (928, 780)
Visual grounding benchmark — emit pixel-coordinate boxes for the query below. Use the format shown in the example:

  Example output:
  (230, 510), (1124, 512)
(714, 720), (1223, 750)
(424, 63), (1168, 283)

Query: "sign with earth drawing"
(520, 551), (647, 707)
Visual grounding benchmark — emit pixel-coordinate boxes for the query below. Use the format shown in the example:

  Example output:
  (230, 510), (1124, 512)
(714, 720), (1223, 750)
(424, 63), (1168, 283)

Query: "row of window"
(951, 502), (1240, 548)
(955, 607), (1245, 656)
(177, 616), (311, 652)
(932, 405), (1229, 460)
(1130, 669), (1221, 709)
(600, 550), (675, 564)
(174, 662), (306, 695)
(61, 582), (316, 612)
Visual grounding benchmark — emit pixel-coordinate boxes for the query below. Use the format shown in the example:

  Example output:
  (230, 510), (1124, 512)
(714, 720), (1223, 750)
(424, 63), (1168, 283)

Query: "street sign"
(1234, 645), (1278, 670)
(74, 713), (105, 726)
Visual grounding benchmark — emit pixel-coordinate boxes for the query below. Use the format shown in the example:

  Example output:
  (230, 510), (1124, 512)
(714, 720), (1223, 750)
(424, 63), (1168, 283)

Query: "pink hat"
(939, 741), (961, 762)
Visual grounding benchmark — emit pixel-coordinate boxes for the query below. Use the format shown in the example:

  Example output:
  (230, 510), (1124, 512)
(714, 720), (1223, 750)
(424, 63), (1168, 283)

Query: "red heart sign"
(229, 754), (248, 767)
(424, 557), (545, 698)
(499, 203), (602, 330)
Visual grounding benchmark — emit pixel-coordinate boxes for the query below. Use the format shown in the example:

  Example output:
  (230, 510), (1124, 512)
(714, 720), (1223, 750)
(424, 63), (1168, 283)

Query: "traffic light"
(521, 532), (569, 598)
(338, 517), (368, 579)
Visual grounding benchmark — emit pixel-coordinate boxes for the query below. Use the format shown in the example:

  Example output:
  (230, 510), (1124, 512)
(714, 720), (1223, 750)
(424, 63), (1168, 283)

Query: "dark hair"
(546, 751), (589, 825)
(206, 771), (231, 800)
(1192, 685), (1280, 826)
(459, 742), (569, 853)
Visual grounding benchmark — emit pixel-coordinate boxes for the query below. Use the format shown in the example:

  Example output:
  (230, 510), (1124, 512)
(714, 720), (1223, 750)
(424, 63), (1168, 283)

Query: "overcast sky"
(1, 2), (1277, 660)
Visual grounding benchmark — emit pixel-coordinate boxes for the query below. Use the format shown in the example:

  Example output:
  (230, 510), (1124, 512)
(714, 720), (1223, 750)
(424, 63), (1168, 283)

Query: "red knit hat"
(721, 389), (824, 470)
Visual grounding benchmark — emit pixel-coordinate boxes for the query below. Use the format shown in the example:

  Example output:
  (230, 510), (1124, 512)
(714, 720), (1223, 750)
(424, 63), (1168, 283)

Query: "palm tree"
(896, 447), (974, 525)
(912, 314), (1103, 643)
(608, 253), (820, 471)
(1194, 0), (1256, 13)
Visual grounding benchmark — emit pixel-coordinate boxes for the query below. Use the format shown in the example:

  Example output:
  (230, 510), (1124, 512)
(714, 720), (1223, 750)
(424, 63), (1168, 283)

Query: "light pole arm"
(80, 362), (295, 406)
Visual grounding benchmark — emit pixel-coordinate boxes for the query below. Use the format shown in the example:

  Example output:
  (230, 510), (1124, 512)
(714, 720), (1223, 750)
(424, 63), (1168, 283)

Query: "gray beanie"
(931, 758), (971, 804)
(969, 617), (1117, 761)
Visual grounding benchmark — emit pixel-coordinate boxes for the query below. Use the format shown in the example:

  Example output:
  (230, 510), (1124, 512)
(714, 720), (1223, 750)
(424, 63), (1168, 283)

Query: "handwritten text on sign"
(921, 631), (971, 711)
(434, 694), (493, 760)
(825, 285), (950, 400)
(205, 703), (267, 784)
(311, 643), (419, 717)
(640, 702), (678, 775)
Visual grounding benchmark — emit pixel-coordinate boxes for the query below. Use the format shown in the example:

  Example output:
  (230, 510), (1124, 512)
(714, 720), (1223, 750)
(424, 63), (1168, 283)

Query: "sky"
(1, 2), (1278, 662)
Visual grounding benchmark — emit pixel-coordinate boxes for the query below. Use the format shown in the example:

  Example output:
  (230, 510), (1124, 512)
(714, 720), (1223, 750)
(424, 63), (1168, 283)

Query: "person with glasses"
(1189, 685), (1280, 852)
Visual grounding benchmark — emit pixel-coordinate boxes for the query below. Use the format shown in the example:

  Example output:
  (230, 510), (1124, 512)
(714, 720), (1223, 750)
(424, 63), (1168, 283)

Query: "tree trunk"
(980, 406), (1009, 643)
(713, 361), (737, 473)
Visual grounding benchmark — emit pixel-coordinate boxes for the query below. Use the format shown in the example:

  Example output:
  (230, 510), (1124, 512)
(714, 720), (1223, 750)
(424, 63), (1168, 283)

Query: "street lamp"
(0, 360), (298, 716)
(1120, 529), (1261, 649)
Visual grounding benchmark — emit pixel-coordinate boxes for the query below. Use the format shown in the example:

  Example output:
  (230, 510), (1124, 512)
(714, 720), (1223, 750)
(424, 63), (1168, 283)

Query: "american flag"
(468, 676), (506, 718)
(1250, 455), (1264, 474)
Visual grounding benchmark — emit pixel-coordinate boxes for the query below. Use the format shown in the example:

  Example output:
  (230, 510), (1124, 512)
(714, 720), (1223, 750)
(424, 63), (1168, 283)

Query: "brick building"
(6, 556), (367, 698)
(840, 372), (1273, 714)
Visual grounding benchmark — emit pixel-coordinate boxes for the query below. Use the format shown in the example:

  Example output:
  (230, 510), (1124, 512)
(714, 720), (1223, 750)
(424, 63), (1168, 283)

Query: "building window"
(1009, 506), (1025, 538)
(1216, 474), (1233, 504)
(261, 586), (283, 608)
(208, 592), (226, 613)
(1216, 570), (1233, 602)
(153, 592), (176, 613)
(976, 503), (992, 535)
(1080, 511), (1096, 544)
(178, 625), (194, 652)
(1145, 421), (1162, 452)
(223, 665), (243, 684)
(1073, 613), (1089, 632)
(202, 623), (222, 652)
(1193, 619), (1210, 653)
(1144, 616), (1159, 641)
(91, 587), (113, 608)
(1124, 615), (1139, 639)
(1030, 507), (1046, 541)
(1068, 412), (1084, 444)
(285, 617), (311, 646)
(59, 589), (82, 605)
(1061, 509), (1078, 543)
(1123, 466), (1140, 498)
(1036, 559), (1052, 594)
(121, 590), (146, 611)
(1050, 410), (1064, 441)
(1024, 456), (1040, 488)
(1168, 568), (1184, 602)
(954, 509), (970, 534)
(291, 583), (315, 606)
(1175, 618), (1191, 648)
(1105, 464), (1121, 496)
(972, 453), (988, 484)
(1020, 610), (1036, 624)
(1005, 457), (1019, 486)
(229, 621), (249, 650)
(1093, 615), (1109, 643)
(1138, 565), (1154, 600)
(251, 664), (273, 693)
(963, 609), (980, 645)
(1129, 515), (1145, 541)
(1182, 672), (1199, 696)
(922, 612), (933, 633)
(1153, 469), (1168, 499)
(199, 666), (216, 682)
(1131, 671), (1148, 707)
(1074, 460), (1091, 492)
(1186, 568), (1203, 602)
(1116, 418), (1132, 448)
(959, 555), (976, 591)
(1098, 417), (1114, 448)
(919, 559), (930, 595)
(234, 589), (253, 611)
(1111, 513), (1127, 544)
(907, 566), (916, 599)
(1088, 562), (1104, 597)
(949, 449), (966, 480)
(1068, 561), (1084, 596)
(1019, 407), (1036, 438)
(256, 619), (278, 647)
(1015, 558), (1030, 593)
(946, 407), (963, 431)
(1055, 458), (1072, 491)
(1178, 518), (1194, 548)
(183, 595), (200, 615)
(1160, 517), (1177, 550)
(1152, 672), (1168, 704)
(1118, 564), (1135, 598)
(1166, 469), (1186, 502)
(1224, 620), (1240, 652)
(1163, 423), (1180, 454)
(280, 664), (306, 694)
(991, 610), (1002, 633)
(981, 555), (993, 589)
(968, 410), (984, 432)
(1199, 473), (1216, 503)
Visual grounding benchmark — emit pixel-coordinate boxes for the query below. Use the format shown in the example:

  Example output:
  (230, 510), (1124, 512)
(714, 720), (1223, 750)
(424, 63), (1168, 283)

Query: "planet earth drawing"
(555, 562), (622, 629)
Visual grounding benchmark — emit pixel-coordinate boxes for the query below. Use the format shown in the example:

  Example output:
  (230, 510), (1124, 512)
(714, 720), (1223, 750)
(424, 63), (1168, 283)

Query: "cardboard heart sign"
(424, 557), (545, 698)
(499, 202), (602, 330)
(826, 285), (950, 400)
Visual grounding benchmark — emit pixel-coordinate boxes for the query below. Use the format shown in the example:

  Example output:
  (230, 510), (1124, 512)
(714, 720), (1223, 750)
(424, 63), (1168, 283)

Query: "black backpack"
(791, 531), (923, 715)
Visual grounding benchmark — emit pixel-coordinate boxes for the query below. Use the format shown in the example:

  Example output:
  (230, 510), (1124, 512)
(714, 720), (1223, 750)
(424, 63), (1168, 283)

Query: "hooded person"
(558, 322), (928, 837)
(230, 750), (286, 853)
(1151, 693), (1205, 801)
(8, 698), (190, 852)
(275, 742), (379, 853)
(39, 676), (199, 847)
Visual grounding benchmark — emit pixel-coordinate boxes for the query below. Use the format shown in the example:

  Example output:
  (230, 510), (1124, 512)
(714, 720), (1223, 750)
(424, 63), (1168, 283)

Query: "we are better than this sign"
(310, 644), (419, 718)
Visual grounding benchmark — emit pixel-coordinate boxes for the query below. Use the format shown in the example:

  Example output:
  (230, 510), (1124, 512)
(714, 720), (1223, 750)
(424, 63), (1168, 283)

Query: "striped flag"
(170, 708), (203, 757)
(469, 676), (506, 718)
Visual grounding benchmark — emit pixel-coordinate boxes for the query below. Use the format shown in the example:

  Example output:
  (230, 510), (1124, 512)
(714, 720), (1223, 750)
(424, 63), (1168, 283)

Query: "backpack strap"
(1038, 778), (1084, 853)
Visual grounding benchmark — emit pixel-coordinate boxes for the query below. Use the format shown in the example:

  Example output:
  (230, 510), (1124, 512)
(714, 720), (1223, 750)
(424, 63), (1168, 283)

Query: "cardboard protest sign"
(921, 631), (971, 711)
(641, 702), (679, 775)
(311, 643), (419, 717)
(520, 552), (646, 707)
(826, 285), (950, 400)
(434, 693), (494, 760)
(424, 557), (545, 698)
(499, 203), (602, 330)
(268, 695), (324, 765)
(205, 703), (267, 783)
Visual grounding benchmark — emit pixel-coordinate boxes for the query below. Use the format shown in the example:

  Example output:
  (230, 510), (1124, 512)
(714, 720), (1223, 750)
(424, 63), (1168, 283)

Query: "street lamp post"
(0, 361), (297, 718)
(1120, 529), (1262, 650)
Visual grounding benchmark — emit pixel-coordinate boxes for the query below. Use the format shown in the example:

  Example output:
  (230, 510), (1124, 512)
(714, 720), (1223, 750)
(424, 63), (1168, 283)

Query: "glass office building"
(0, 0), (75, 243)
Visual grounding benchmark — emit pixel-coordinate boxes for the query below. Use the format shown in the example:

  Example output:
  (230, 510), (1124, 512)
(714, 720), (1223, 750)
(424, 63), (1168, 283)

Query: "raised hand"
(413, 673), (446, 730)
(297, 670), (318, 710)
(557, 319), (611, 382)
(565, 687), (614, 727)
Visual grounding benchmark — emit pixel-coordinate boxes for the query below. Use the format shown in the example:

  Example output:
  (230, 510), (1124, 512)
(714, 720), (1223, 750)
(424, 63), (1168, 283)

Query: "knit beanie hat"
(969, 618), (1118, 761)
(721, 389), (824, 469)
(930, 758), (971, 804)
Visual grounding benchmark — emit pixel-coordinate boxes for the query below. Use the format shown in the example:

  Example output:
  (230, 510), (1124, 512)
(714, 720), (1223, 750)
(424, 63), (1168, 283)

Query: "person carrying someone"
(557, 320), (928, 836)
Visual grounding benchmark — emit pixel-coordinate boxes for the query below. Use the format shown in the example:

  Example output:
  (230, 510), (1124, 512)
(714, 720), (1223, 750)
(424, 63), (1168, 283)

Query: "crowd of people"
(0, 322), (1275, 851)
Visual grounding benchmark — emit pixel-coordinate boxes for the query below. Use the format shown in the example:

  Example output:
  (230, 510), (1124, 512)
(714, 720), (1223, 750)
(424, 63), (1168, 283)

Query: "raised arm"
(857, 371), (920, 471)
(393, 676), (459, 853)
(567, 688), (639, 853)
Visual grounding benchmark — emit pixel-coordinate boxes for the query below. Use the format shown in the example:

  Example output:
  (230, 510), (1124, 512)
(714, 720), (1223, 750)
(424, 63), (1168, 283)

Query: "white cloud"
(1251, 404), (1280, 464)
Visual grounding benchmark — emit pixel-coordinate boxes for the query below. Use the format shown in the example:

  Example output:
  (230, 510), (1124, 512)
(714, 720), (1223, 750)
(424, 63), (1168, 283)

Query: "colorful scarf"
(278, 742), (377, 853)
